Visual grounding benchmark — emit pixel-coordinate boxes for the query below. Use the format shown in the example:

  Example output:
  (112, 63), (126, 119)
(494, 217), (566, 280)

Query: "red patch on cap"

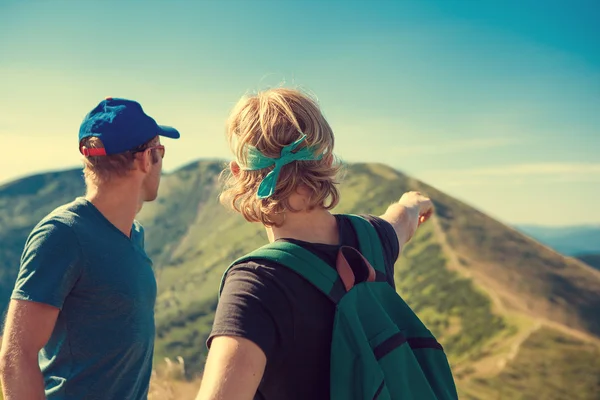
(81, 146), (107, 157)
(105, 96), (113, 100)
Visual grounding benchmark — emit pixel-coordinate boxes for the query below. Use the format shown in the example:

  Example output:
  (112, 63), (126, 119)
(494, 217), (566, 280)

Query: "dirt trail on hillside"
(430, 216), (507, 315)
(432, 215), (600, 343)
(430, 215), (600, 381)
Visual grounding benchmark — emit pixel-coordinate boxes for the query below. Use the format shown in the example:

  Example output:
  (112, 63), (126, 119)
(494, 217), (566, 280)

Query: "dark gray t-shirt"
(208, 214), (399, 400)
(11, 197), (156, 399)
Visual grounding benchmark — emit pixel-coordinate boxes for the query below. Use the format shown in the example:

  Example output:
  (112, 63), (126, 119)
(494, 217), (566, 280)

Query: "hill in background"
(1, 161), (599, 400)
(516, 224), (600, 256)
(577, 254), (600, 271)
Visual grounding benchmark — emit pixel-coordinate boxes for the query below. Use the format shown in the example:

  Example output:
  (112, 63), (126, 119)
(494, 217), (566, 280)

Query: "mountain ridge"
(516, 224), (600, 256)
(577, 254), (600, 271)
(1, 161), (599, 400)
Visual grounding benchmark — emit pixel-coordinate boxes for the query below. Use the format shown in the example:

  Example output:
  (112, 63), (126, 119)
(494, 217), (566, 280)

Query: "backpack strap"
(345, 214), (387, 277)
(219, 241), (347, 303)
(218, 215), (389, 302)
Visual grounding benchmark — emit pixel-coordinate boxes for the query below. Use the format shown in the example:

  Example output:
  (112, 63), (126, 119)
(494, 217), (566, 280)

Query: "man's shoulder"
(29, 198), (92, 241)
(39, 197), (90, 226)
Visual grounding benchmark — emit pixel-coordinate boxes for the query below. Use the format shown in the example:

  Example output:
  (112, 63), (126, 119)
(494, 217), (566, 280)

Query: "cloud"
(393, 137), (518, 156)
(440, 179), (526, 187)
(419, 162), (600, 187)
(467, 163), (600, 176)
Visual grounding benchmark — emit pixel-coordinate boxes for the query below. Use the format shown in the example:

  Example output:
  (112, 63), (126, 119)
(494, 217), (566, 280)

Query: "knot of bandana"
(241, 134), (323, 199)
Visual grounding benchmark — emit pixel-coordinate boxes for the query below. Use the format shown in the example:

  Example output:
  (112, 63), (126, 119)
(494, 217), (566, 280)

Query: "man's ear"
(137, 150), (153, 174)
(230, 160), (240, 177)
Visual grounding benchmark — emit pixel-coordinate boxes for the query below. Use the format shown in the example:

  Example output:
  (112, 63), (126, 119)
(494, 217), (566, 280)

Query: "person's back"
(0, 97), (180, 399)
(25, 198), (156, 398)
(210, 214), (400, 399)
(196, 88), (450, 400)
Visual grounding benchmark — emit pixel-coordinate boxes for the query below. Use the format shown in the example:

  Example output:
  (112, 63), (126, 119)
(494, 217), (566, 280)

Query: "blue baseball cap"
(79, 97), (180, 156)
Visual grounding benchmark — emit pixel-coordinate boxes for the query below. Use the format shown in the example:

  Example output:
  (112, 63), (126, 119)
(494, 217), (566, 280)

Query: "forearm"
(0, 300), (59, 400)
(380, 202), (417, 245)
(196, 361), (257, 400)
(196, 336), (266, 400)
(0, 355), (46, 400)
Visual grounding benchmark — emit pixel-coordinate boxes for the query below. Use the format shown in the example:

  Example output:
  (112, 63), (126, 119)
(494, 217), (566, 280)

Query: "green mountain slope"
(0, 169), (86, 308)
(1, 161), (599, 399)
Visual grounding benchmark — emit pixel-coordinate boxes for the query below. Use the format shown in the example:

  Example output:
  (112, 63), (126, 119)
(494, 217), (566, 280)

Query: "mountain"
(578, 254), (600, 271)
(516, 224), (600, 256)
(1, 161), (600, 400)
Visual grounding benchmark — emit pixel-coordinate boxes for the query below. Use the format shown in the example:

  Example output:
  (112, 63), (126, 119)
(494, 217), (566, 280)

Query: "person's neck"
(85, 180), (143, 237)
(268, 208), (339, 245)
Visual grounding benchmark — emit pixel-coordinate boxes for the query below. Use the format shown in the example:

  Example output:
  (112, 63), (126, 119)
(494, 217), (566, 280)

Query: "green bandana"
(240, 134), (323, 199)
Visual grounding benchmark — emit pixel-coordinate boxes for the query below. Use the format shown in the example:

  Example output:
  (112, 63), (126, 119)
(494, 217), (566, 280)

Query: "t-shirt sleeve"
(207, 263), (293, 362)
(11, 219), (82, 310)
(361, 215), (400, 287)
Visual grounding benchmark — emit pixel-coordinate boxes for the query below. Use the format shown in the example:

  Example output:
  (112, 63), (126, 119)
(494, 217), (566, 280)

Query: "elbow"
(0, 341), (41, 381)
(0, 353), (11, 379)
(0, 347), (18, 379)
(0, 349), (12, 376)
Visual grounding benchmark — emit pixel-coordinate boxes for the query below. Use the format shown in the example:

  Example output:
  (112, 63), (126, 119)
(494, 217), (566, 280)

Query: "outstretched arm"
(380, 191), (434, 248)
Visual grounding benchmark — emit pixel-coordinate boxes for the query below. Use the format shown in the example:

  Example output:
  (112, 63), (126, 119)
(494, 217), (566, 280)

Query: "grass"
(463, 327), (600, 400)
(153, 298), (217, 378)
(1, 161), (599, 399)
(420, 181), (600, 337)
(394, 220), (507, 364)
(148, 162), (510, 376)
(149, 375), (201, 400)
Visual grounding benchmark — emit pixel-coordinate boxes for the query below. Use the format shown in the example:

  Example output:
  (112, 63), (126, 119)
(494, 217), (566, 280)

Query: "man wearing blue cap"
(0, 98), (180, 400)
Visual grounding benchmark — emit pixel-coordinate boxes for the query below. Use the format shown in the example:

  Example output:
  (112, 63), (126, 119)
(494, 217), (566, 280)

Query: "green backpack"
(219, 214), (459, 400)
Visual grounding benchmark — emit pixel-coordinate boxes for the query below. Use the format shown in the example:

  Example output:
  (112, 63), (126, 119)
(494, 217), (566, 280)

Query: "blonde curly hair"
(220, 88), (342, 227)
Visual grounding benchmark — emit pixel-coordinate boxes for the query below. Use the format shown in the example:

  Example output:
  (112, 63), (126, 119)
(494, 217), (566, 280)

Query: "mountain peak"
(1, 160), (599, 399)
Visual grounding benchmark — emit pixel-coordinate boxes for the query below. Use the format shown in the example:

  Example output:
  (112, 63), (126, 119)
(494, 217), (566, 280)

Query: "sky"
(0, 0), (598, 226)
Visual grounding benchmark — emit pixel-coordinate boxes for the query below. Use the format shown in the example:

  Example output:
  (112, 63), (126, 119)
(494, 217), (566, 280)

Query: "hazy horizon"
(3, 156), (599, 229)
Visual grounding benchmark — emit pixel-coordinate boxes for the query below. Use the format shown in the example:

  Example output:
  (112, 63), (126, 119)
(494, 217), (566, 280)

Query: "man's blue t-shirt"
(11, 197), (157, 399)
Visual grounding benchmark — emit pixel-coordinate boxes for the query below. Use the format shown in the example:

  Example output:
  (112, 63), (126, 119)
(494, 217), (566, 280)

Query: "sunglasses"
(80, 144), (166, 158)
(137, 145), (165, 159)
